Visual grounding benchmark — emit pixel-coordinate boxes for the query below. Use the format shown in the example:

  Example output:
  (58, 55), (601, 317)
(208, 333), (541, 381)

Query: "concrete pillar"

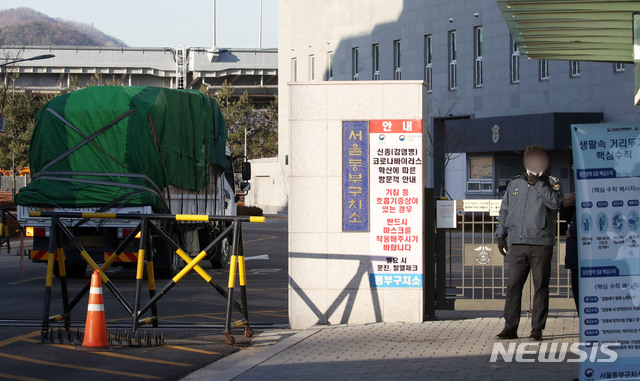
(288, 81), (429, 328)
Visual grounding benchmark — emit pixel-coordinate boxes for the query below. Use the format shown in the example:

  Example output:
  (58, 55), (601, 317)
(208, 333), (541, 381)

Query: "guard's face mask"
(524, 152), (549, 174)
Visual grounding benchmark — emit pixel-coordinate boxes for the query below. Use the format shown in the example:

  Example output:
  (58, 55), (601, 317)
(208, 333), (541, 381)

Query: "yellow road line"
(0, 372), (44, 381)
(0, 352), (161, 379)
(192, 314), (227, 322)
(164, 345), (221, 355)
(107, 313), (203, 322)
(0, 331), (41, 349)
(93, 351), (193, 367)
(7, 277), (45, 286)
(252, 311), (288, 318)
(35, 343), (192, 367)
(243, 235), (277, 244)
(246, 309), (287, 313)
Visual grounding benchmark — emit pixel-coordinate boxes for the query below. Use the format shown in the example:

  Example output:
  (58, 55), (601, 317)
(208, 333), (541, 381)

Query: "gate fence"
(441, 200), (575, 311)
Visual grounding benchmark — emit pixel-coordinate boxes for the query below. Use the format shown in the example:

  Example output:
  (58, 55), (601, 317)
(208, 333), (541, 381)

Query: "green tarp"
(15, 86), (227, 212)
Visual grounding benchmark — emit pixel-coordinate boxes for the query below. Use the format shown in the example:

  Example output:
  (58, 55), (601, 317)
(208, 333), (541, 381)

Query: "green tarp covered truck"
(16, 86), (251, 277)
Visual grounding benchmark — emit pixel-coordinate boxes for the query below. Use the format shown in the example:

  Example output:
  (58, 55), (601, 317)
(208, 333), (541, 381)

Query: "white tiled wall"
(288, 81), (428, 328)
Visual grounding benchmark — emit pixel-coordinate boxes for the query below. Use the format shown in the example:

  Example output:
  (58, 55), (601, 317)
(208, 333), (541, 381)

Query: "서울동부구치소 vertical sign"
(342, 121), (369, 232)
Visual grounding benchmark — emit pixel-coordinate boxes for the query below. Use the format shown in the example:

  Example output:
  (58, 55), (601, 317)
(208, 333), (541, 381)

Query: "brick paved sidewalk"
(184, 310), (580, 381)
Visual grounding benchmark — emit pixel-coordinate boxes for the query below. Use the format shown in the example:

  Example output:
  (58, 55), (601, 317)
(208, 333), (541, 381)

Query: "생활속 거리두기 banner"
(572, 123), (640, 381)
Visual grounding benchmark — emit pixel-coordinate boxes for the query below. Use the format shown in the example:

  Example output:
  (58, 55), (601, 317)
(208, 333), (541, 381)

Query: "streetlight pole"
(259, 0), (263, 50)
(244, 126), (253, 158)
(0, 54), (55, 68)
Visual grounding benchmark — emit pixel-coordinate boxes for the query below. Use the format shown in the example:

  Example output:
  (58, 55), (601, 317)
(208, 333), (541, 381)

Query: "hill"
(0, 7), (126, 46)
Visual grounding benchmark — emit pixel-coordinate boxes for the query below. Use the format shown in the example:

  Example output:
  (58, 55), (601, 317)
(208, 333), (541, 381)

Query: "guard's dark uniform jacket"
(495, 172), (563, 246)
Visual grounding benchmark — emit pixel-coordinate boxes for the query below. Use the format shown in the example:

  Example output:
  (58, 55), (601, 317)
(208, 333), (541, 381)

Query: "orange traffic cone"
(82, 270), (108, 348)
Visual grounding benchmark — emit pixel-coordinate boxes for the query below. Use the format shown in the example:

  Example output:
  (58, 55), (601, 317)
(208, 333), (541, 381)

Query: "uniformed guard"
(495, 144), (563, 341)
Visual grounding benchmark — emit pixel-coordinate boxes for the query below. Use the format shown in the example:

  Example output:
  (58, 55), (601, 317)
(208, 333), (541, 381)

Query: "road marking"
(243, 235), (277, 244)
(31, 342), (193, 367)
(0, 331), (41, 348)
(193, 314), (227, 321)
(251, 310), (288, 318)
(0, 352), (161, 379)
(246, 268), (281, 275)
(0, 372), (44, 381)
(247, 287), (288, 291)
(244, 254), (269, 261)
(92, 351), (193, 367)
(107, 313), (217, 323)
(164, 345), (221, 355)
(7, 277), (45, 285)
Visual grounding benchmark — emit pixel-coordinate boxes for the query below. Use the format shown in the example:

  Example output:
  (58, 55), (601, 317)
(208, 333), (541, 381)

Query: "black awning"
(443, 112), (603, 153)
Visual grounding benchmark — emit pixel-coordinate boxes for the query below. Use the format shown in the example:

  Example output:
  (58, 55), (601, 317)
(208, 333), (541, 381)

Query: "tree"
(85, 71), (122, 87)
(64, 71), (122, 93)
(201, 81), (278, 159)
(0, 47), (51, 194)
(0, 81), (49, 194)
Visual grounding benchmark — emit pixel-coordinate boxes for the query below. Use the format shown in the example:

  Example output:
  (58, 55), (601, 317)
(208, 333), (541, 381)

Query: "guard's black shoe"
(530, 329), (543, 341)
(496, 328), (518, 340)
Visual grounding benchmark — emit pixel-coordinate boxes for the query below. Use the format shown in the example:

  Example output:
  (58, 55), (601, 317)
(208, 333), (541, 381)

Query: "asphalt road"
(0, 217), (288, 381)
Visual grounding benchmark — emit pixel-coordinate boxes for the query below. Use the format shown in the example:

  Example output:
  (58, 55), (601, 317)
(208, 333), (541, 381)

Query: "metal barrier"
(29, 211), (265, 345)
(443, 202), (574, 310)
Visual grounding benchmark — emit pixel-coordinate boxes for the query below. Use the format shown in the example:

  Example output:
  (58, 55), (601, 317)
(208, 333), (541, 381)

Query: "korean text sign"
(342, 121), (370, 231)
(572, 123), (640, 381)
(369, 119), (423, 288)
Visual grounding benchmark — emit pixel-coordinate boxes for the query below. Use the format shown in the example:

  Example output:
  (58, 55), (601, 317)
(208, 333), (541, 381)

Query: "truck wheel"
(153, 232), (184, 279)
(209, 234), (231, 269)
(53, 262), (88, 278)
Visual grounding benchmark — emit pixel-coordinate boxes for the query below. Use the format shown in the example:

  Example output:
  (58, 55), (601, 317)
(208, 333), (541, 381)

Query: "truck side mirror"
(242, 162), (251, 181)
(240, 181), (251, 193)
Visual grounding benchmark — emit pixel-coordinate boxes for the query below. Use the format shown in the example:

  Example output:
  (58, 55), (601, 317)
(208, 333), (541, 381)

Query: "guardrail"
(29, 211), (265, 345)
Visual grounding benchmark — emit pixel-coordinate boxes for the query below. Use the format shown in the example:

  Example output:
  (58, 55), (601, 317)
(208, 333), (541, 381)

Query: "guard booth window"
(467, 155), (492, 193)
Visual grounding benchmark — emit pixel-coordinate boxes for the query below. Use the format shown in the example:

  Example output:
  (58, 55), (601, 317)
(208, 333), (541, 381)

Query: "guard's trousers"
(503, 244), (553, 331)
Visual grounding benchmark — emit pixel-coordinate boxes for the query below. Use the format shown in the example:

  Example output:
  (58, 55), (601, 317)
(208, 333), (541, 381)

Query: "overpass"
(0, 46), (277, 103)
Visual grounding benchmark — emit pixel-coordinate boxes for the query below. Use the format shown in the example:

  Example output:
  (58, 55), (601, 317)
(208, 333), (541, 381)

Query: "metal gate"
(442, 200), (574, 310)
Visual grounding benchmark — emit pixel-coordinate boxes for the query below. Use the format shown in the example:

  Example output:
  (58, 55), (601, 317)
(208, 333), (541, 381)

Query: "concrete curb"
(180, 328), (322, 381)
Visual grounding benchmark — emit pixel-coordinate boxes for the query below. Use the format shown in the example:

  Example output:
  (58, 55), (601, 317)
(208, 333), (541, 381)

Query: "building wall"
(279, 0), (638, 203)
(3, 46), (277, 96)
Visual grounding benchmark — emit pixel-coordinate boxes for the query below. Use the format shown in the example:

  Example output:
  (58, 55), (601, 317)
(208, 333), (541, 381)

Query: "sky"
(0, 0), (278, 48)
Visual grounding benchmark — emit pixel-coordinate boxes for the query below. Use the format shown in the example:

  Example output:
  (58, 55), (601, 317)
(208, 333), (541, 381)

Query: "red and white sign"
(369, 119), (423, 288)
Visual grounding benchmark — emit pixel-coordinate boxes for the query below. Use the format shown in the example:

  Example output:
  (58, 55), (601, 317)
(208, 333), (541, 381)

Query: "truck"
(15, 86), (251, 278)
